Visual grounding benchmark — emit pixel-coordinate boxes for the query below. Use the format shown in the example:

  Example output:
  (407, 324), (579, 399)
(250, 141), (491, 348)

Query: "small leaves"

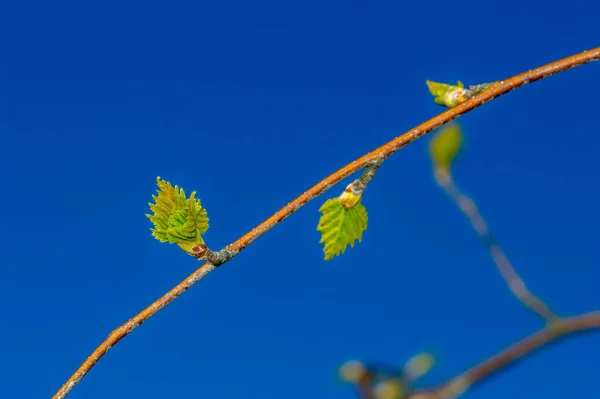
(429, 123), (463, 171)
(317, 197), (368, 260)
(339, 352), (435, 399)
(426, 80), (492, 108)
(426, 80), (470, 108)
(146, 177), (209, 255)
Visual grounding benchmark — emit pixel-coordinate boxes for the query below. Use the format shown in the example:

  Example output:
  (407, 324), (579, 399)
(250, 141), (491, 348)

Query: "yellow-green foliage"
(339, 353), (435, 399)
(146, 177), (209, 254)
(426, 80), (467, 108)
(429, 123), (463, 170)
(317, 198), (368, 260)
(403, 352), (435, 380)
(373, 379), (405, 399)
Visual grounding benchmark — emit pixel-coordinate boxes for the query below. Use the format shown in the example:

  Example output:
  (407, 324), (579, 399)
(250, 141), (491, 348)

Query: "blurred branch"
(412, 312), (600, 399)
(434, 169), (558, 322)
(348, 312), (600, 399)
(51, 47), (600, 399)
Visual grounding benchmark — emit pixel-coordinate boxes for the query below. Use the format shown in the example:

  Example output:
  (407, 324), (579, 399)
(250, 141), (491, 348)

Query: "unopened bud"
(339, 181), (363, 209)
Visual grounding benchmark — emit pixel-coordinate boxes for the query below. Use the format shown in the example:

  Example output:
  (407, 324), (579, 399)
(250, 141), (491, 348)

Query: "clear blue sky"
(1, 1), (599, 398)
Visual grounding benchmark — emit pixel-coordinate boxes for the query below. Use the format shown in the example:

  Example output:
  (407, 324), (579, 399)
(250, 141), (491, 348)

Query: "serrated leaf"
(429, 123), (463, 170)
(317, 198), (368, 260)
(146, 177), (209, 253)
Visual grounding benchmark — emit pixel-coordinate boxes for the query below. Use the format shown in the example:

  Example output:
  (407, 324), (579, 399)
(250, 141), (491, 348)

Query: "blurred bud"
(429, 123), (463, 171)
(373, 379), (406, 399)
(339, 181), (363, 209)
(403, 352), (435, 381)
(339, 360), (367, 383)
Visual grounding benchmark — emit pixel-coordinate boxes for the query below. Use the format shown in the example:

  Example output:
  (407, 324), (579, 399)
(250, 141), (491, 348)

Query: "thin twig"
(358, 159), (384, 187)
(51, 47), (600, 399)
(410, 312), (600, 399)
(434, 170), (558, 322)
(343, 159), (385, 203)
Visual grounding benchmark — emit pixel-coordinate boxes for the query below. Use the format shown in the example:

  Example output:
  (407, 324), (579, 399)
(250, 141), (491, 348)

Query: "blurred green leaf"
(429, 123), (463, 170)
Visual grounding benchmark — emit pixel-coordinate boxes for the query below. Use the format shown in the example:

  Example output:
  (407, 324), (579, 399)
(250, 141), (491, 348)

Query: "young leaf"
(426, 80), (469, 108)
(317, 198), (368, 260)
(146, 177), (209, 255)
(429, 123), (463, 170)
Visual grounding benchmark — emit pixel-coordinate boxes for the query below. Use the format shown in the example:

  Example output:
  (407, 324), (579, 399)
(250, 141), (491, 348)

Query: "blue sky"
(1, 1), (599, 398)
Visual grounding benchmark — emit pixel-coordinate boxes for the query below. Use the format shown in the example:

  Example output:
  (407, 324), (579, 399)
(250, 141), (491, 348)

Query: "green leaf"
(317, 198), (368, 260)
(403, 352), (435, 381)
(339, 360), (367, 383)
(426, 80), (468, 108)
(429, 123), (463, 170)
(146, 177), (209, 254)
(373, 379), (406, 399)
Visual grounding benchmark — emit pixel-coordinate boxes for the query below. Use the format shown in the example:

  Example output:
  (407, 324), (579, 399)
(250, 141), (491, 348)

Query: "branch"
(434, 170), (558, 322)
(51, 47), (600, 399)
(410, 312), (600, 399)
